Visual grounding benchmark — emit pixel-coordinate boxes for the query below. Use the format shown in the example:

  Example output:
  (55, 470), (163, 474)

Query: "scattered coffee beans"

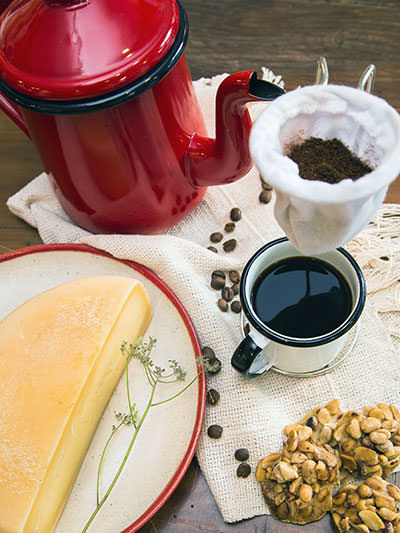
(221, 286), (234, 302)
(202, 346), (216, 363)
(207, 388), (220, 406)
(229, 270), (240, 283)
(207, 357), (222, 375)
(217, 298), (228, 312)
(231, 300), (242, 314)
(210, 231), (223, 243)
(259, 174), (273, 204)
(261, 180), (273, 191)
(234, 448), (250, 462)
(223, 239), (237, 252)
(208, 424), (223, 439)
(236, 463), (251, 478)
(206, 207), (242, 259)
(230, 207), (242, 222)
(259, 189), (272, 204)
(202, 346), (221, 375)
(210, 269), (243, 314)
(211, 275), (225, 290)
(206, 210), (244, 314)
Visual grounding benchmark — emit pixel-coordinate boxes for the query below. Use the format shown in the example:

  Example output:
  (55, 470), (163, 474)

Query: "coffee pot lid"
(0, 0), (183, 102)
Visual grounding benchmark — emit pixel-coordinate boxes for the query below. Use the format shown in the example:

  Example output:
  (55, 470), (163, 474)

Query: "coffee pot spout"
(184, 70), (284, 188)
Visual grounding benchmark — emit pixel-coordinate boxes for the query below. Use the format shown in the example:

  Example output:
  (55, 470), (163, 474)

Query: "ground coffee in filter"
(288, 137), (373, 184)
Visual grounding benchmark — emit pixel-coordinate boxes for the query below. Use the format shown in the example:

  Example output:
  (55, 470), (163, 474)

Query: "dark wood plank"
(182, 0), (400, 110)
(140, 459), (400, 532)
(0, 109), (43, 250)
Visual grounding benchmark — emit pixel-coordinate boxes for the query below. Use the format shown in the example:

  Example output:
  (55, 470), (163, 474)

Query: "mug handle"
(231, 329), (273, 378)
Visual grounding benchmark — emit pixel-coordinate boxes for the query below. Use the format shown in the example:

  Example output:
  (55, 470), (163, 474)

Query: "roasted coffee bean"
(244, 322), (250, 335)
(207, 388), (220, 405)
(212, 270), (226, 280)
(202, 346), (216, 362)
(259, 173), (272, 188)
(261, 181), (273, 191)
(225, 222), (236, 233)
(259, 190), (272, 204)
(217, 298), (228, 312)
(223, 239), (237, 252)
(232, 282), (240, 295)
(230, 207), (242, 222)
(207, 246), (218, 253)
(207, 357), (222, 375)
(221, 286), (234, 302)
(236, 463), (251, 478)
(211, 276), (225, 290)
(229, 270), (240, 283)
(235, 448), (250, 462)
(210, 231), (223, 243)
(208, 424), (223, 439)
(231, 300), (242, 313)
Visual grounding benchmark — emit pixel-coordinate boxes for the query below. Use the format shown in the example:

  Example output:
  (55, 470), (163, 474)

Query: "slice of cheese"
(0, 275), (152, 533)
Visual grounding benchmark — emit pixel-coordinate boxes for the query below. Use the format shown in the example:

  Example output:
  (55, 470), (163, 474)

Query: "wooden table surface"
(0, 1), (400, 532)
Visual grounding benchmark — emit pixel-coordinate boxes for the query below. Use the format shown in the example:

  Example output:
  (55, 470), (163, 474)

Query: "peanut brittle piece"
(256, 436), (340, 524)
(334, 404), (400, 480)
(331, 476), (400, 532)
(284, 399), (343, 448)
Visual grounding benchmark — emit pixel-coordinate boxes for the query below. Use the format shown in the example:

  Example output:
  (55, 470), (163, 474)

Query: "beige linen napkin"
(7, 71), (400, 523)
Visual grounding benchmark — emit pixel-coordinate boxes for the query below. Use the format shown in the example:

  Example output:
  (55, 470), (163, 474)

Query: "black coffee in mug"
(251, 256), (353, 338)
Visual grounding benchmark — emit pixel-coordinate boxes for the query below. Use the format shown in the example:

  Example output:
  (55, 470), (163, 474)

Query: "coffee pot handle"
(0, 92), (30, 137)
(231, 330), (273, 378)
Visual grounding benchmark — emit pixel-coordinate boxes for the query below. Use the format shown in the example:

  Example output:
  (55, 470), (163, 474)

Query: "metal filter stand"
(315, 56), (376, 93)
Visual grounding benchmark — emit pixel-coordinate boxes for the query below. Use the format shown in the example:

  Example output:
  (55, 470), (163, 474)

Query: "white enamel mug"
(231, 238), (366, 377)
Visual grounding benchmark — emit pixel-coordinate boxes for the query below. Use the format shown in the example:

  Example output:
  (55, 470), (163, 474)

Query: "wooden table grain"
(0, 1), (399, 532)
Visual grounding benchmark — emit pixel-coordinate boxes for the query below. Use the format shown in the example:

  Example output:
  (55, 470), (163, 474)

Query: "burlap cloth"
(7, 71), (400, 524)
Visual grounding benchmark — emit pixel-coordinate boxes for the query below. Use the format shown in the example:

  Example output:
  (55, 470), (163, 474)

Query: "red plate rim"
(0, 242), (206, 533)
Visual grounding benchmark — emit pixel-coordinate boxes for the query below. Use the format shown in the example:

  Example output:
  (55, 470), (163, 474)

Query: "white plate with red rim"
(0, 243), (206, 533)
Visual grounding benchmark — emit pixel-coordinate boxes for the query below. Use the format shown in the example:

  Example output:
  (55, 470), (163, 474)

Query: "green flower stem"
(144, 364), (156, 387)
(157, 375), (182, 384)
(96, 421), (124, 505)
(82, 379), (158, 533)
(157, 372), (176, 380)
(125, 356), (137, 428)
(150, 370), (204, 407)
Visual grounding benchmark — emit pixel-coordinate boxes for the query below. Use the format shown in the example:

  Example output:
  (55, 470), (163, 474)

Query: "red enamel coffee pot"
(0, 0), (284, 234)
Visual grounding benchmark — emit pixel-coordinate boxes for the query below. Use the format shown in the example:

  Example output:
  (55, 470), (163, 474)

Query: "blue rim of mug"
(240, 237), (366, 348)
(0, 1), (188, 115)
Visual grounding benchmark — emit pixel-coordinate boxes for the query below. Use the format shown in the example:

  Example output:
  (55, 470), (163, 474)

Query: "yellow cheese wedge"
(0, 275), (152, 533)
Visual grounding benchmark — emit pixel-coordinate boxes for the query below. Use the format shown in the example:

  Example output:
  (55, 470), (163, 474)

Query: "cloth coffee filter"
(250, 84), (400, 254)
